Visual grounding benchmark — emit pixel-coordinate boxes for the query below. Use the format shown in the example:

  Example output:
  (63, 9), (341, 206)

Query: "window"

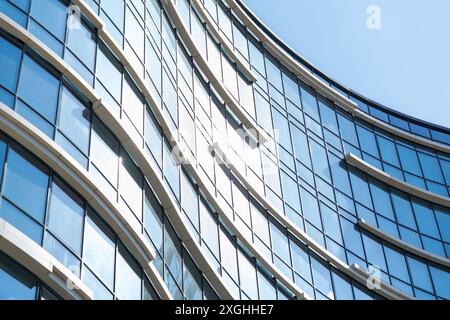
(200, 200), (219, 256)
(122, 74), (144, 133)
(331, 271), (353, 300)
(290, 241), (311, 282)
(418, 152), (444, 183)
(181, 173), (199, 231)
(164, 225), (182, 284)
(412, 201), (439, 238)
(391, 191), (416, 229)
(397, 145), (421, 175)
(3, 146), (49, 223)
(119, 152), (143, 218)
(407, 257), (433, 292)
(83, 211), (116, 290)
(254, 91), (273, 134)
(183, 254), (202, 300)
(90, 118), (119, 187)
(145, 107), (162, 166)
(384, 246), (409, 282)
(270, 222), (290, 262)
(429, 266), (450, 299)
(0, 36), (21, 91)
(125, 7), (144, 60)
(96, 43), (122, 102)
(348, 170), (372, 209)
(369, 181), (394, 220)
(280, 172), (301, 212)
(310, 141), (331, 181)
(144, 186), (164, 251)
(115, 243), (142, 300)
(321, 204), (342, 243)
(18, 55), (59, 123)
(66, 21), (96, 70)
(377, 136), (400, 167)
(311, 256), (334, 299)
(58, 87), (91, 154)
(163, 142), (180, 199)
(47, 179), (84, 255)
(238, 252), (258, 299)
(282, 73), (300, 106)
(291, 125), (311, 167)
(337, 114), (358, 147)
(101, 0), (125, 30)
(30, 0), (67, 41)
(300, 188), (322, 229)
(0, 253), (37, 300)
(300, 87), (319, 120)
(319, 102), (338, 134)
(356, 125), (378, 157)
(362, 235), (387, 271)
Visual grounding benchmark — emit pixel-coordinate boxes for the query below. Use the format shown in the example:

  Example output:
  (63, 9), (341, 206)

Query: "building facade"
(0, 0), (448, 300)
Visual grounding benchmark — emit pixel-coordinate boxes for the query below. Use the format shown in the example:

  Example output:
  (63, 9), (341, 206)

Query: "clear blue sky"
(242, 0), (450, 128)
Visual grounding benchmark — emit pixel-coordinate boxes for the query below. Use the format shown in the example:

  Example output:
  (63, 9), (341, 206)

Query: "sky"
(242, 0), (450, 128)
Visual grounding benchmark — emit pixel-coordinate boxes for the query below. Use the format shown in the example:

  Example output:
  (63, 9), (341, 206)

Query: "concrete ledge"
(224, 0), (450, 155)
(358, 219), (450, 268)
(345, 153), (450, 208)
(189, 0), (257, 82)
(0, 218), (93, 300)
(351, 263), (414, 300)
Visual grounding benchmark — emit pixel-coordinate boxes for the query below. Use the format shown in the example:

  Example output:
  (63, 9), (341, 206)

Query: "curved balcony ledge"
(345, 153), (450, 208)
(210, 143), (411, 300)
(0, 218), (93, 300)
(225, 0), (450, 155)
(72, 0), (267, 145)
(357, 219), (450, 269)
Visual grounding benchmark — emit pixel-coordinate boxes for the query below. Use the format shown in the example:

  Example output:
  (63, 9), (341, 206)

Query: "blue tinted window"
(356, 125), (378, 157)
(435, 208), (450, 243)
(30, 0), (67, 40)
(3, 147), (48, 223)
(332, 271), (353, 300)
(412, 201), (439, 238)
(417, 152), (444, 183)
(310, 141), (331, 181)
(119, 152), (143, 218)
(84, 211), (115, 290)
(301, 188), (322, 229)
(96, 44), (122, 102)
(369, 181), (394, 220)
(66, 22), (96, 70)
(0, 253), (37, 300)
(407, 257), (433, 292)
(397, 145), (421, 175)
(115, 243), (142, 300)
(18, 55), (59, 123)
(58, 87), (91, 154)
(362, 234), (386, 271)
(291, 125), (311, 167)
(337, 114), (358, 147)
(0, 36), (21, 91)
(300, 87), (319, 119)
(391, 191), (416, 229)
(280, 172), (300, 212)
(429, 266), (450, 299)
(377, 136), (400, 167)
(311, 256), (333, 299)
(348, 170), (372, 209)
(384, 246), (409, 282)
(47, 179), (84, 255)
(319, 101), (338, 133)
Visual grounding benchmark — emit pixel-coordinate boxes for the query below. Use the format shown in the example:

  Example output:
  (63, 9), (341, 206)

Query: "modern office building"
(0, 0), (448, 300)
